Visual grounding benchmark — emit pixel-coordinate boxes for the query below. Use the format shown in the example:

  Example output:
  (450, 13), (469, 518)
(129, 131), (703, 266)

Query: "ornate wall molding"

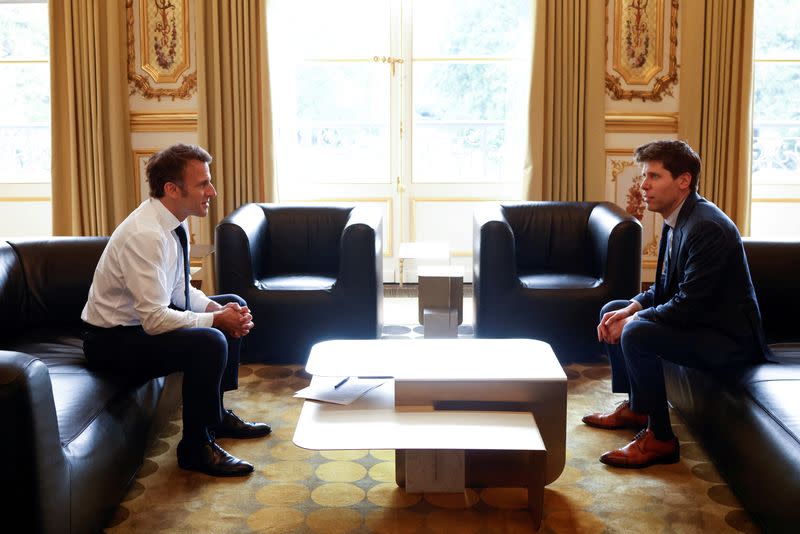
(132, 148), (158, 204)
(605, 112), (678, 132)
(605, 0), (679, 102)
(606, 149), (659, 269)
(127, 0), (196, 101)
(130, 111), (198, 131)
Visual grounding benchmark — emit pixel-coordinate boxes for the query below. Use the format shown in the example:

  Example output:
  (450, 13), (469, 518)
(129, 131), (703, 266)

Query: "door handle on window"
(373, 56), (404, 76)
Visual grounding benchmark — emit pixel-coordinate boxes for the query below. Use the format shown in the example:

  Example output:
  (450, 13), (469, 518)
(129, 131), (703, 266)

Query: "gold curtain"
(49, 1), (135, 236)
(679, 0), (755, 234)
(525, 0), (605, 201)
(196, 0), (274, 240)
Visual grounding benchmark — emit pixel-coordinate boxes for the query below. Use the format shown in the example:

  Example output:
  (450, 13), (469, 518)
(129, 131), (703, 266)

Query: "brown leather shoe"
(582, 400), (648, 430)
(599, 428), (680, 468)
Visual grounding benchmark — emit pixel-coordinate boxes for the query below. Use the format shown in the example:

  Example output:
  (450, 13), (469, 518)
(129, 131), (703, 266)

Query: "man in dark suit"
(583, 140), (768, 468)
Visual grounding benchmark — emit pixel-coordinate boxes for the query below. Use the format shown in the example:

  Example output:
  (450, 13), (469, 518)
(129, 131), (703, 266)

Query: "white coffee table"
(293, 339), (567, 529)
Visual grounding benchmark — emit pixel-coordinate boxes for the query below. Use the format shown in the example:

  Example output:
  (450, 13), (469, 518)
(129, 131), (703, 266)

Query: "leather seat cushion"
(258, 274), (336, 291)
(4, 328), (143, 446)
(744, 378), (800, 447)
(518, 273), (601, 290)
(769, 342), (800, 364)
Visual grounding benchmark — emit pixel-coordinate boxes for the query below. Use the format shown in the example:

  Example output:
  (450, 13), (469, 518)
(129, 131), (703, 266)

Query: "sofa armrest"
(0, 351), (69, 533)
(587, 203), (642, 298)
(215, 204), (268, 294)
(338, 206), (383, 290)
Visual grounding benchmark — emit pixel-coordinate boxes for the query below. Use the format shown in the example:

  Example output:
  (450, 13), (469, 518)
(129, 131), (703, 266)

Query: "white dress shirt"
(81, 198), (215, 334)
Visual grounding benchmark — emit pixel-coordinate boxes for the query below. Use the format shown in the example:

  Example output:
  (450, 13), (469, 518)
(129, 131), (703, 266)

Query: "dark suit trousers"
(82, 294), (245, 442)
(601, 299), (755, 415)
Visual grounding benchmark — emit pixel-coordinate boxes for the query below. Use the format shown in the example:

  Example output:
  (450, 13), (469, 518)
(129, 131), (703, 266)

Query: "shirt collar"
(148, 197), (183, 232)
(664, 196), (687, 229)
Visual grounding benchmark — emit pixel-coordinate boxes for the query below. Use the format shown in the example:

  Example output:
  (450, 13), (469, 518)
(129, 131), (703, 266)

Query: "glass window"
(0, 1), (51, 237)
(751, 0), (800, 238)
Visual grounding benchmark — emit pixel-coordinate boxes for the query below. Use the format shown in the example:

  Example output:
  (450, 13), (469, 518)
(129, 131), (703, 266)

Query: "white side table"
(397, 241), (450, 287)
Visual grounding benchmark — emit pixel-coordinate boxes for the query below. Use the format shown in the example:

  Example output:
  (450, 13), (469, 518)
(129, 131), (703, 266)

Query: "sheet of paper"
(294, 377), (386, 405)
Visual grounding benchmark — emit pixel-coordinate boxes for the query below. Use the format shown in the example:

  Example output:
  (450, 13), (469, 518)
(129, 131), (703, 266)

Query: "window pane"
(0, 63), (50, 125)
(0, 3), (49, 60)
(754, 0), (800, 59)
(276, 63), (389, 183)
(751, 202), (800, 237)
(413, 62), (527, 183)
(269, 0), (391, 186)
(753, 63), (800, 122)
(414, 63), (515, 121)
(0, 126), (50, 183)
(270, 0), (389, 58)
(0, 3), (50, 185)
(413, 0), (532, 58)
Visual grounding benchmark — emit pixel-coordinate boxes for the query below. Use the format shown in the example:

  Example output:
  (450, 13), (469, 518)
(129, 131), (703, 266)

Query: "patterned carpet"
(106, 300), (760, 533)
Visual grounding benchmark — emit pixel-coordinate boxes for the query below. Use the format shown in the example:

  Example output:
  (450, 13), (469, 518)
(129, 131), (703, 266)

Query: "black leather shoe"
(213, 409), (272, 439)
(176, 439), (254, 477)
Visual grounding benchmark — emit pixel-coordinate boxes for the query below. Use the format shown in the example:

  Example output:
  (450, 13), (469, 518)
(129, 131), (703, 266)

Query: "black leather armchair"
(473, 202), (642, 362)
(215, 204), (383, 363)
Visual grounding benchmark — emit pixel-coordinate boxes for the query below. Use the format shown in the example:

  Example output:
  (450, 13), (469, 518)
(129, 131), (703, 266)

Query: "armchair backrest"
(261, 205), (353, 275)
(502, 202), (597, 274)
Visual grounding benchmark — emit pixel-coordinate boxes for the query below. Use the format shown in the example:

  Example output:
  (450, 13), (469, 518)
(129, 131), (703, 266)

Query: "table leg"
(399, 258), (405, 287)
(528, 450), (546, 530)
(395, 449), (406, 487)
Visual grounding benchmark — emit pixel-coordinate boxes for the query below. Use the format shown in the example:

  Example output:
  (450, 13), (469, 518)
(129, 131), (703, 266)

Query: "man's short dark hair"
(146, 144), (212, 198)
(634, 140), (701, 191)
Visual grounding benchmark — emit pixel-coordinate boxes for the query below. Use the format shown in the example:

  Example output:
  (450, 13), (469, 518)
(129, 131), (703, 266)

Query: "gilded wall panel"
(606, 149), (661, 270)
(605, 0), (678, 102)
(127, 0), (197, 101)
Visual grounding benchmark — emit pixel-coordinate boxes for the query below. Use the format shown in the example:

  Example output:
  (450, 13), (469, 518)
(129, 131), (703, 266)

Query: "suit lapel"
(665, 192), (701, 292)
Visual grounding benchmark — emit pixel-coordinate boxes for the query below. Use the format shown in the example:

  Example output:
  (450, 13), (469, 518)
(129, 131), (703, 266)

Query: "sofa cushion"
(740, 361), (800, 449)
(769, 342), (800, 364)
(257, 274), (336, 291)
(519, 273), (602, 290)
(3, 330), (140, 446)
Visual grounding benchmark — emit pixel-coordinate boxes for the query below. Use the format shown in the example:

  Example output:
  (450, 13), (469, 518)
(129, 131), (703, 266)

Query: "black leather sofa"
(664, 239), (800, 533)
(216, 204), (383, 364)
(0, 238), (181, 534)
(473, 201), (642, 362)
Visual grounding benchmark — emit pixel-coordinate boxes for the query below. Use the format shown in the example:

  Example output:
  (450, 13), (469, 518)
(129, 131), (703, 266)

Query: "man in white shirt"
(582, 140), (768, 468)
(82, 144), (270, 477)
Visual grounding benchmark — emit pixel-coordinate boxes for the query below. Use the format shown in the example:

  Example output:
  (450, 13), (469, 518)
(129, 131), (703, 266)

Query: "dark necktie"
(174, 224), (190, 311)
(657, 222), (670, 299)
(662, 224), (673, 278)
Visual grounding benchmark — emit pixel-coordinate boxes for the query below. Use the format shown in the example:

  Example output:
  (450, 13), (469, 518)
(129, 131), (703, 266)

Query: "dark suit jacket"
(632, 192), (769, 360)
